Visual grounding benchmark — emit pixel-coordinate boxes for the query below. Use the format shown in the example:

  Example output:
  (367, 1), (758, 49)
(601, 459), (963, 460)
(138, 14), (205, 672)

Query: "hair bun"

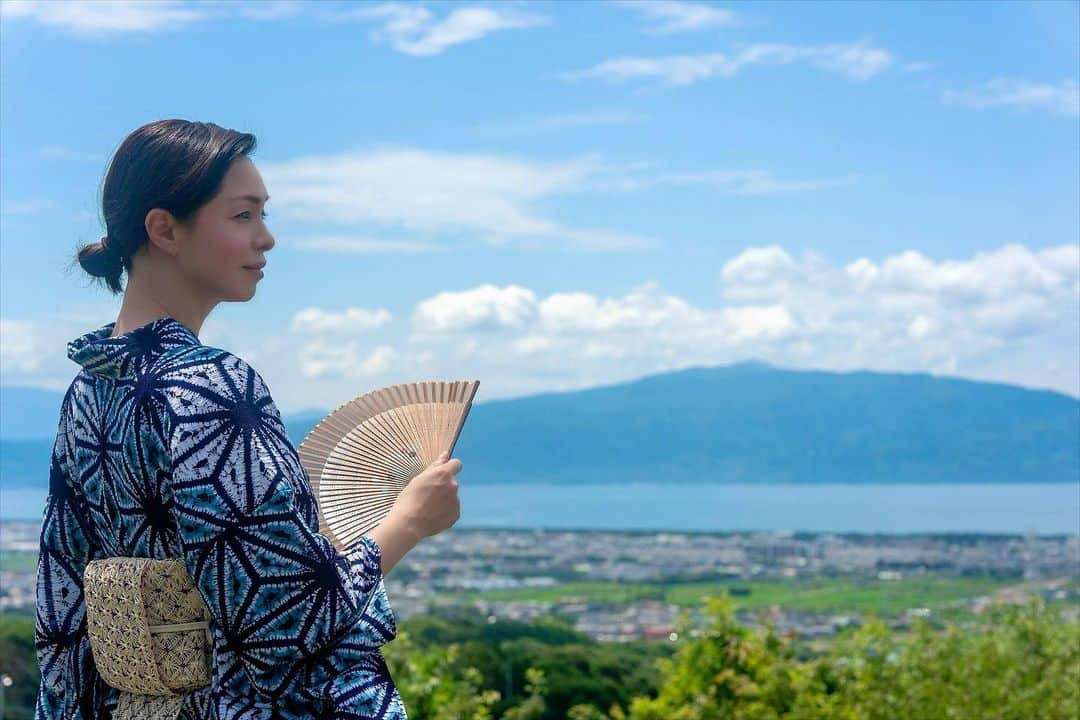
(77, 233), (124, 284)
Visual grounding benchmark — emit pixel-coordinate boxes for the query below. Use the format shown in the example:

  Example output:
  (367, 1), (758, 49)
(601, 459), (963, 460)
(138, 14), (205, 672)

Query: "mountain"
(437, 361), (1078, 484)
(1, 361), (1077, 488)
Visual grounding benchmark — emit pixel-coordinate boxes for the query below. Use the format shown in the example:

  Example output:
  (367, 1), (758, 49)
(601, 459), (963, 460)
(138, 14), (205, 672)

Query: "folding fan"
(297, 380), (480, 552)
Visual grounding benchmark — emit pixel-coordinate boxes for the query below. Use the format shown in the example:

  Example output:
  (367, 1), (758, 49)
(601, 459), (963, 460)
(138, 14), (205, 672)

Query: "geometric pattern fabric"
(35, 316), (407, 719)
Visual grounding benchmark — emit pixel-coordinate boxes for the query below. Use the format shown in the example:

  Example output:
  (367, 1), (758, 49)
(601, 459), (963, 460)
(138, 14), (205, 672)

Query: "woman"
(34, 119), (463, 719)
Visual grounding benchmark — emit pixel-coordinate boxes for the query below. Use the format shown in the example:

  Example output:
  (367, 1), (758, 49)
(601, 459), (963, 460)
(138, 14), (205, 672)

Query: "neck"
(111, 257), (216, 338)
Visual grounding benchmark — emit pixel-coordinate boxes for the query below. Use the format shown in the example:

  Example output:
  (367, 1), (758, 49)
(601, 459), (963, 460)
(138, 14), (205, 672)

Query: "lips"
(244, 263), (266, 270)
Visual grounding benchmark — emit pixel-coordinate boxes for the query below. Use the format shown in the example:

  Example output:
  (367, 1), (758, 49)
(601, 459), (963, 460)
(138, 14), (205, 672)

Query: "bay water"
(3, 482), (1078, 534)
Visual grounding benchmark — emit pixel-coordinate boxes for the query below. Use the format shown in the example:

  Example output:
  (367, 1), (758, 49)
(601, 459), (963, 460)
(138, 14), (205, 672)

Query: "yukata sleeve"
(161, 348), (397, 703)
(34, 392), (104, 720)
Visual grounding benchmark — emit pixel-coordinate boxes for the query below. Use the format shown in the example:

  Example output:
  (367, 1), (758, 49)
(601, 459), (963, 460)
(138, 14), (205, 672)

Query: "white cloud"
(260, 145), (849, 255)
(0, 308), (118, 390)
(0, 0), (304, 36)
(290, 307), (393, 334)
(258, 145), (656, 251)
(297, 340), (398, 379)
(943, 78), (1080, 117)
(871, 244), (1073, 299)
(721, 304), (797, 342)
(6, 246), (1076, 408)
(565, 40), (893, 85)
(413, 284), (539, 332)
(512, 335), (554, 355)
(721, 244), (1079, 351)
(538, 286), (700, 334)
(612, 0), (738, 34)
(907, 314), (935, 340)
(0, 319), (42, 374)
(721, 245), (799, 285)
(338, 2), (548, 55)
(0, 0), (207, 35)
(379, 243), (1075, 401)
(406, 279), (798, 351)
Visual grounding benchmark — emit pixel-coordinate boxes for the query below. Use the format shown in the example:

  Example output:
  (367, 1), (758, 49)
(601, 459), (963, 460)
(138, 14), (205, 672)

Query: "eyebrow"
(230, 194), (270, 204)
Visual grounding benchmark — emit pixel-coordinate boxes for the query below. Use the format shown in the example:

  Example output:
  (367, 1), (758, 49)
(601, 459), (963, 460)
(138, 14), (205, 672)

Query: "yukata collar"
(67, 315), (201, 380)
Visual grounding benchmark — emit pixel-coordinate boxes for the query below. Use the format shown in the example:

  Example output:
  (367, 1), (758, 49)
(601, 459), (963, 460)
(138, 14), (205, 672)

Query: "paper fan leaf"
(298, 380), (479, 551)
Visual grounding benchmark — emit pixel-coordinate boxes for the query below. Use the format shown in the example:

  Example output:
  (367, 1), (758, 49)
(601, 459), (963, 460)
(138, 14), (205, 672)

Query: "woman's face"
(177, 156), (275, 303)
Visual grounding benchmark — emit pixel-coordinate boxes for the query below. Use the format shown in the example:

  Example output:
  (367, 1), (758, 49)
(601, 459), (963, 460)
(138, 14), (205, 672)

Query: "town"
(2, 521), (1076, 642)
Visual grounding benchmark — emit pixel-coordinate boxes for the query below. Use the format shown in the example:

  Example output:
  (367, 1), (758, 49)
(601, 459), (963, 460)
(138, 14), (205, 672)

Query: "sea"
(2, 482), (1078, 535)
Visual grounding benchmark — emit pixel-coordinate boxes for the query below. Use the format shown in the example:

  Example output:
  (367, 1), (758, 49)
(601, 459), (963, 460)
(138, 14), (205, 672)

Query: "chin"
(223, 286), (258, 302)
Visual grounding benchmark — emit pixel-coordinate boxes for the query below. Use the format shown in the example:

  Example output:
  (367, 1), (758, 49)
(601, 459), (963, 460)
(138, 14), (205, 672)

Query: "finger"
(446, 458), (463, 475)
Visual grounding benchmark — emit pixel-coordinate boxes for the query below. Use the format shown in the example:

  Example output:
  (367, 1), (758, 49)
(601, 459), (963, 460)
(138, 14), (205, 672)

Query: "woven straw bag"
(83, 557), (212, 720)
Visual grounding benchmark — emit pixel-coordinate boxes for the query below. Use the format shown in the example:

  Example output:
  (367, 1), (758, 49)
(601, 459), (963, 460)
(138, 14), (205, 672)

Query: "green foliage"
(501, 667), (548, 720)
(401, 611), (590, 647)
(609, 595), (1080, 720)
(567, 704), (611, 720)
(382, 628), (501, 720)
(391, 613), (671, 720)
(500, 640), (667, 717)
(626, 596), (829, 720)
(0, 611), (39, 720)
(826, 601), (1080, 720)
(4, 584), (1076, 720)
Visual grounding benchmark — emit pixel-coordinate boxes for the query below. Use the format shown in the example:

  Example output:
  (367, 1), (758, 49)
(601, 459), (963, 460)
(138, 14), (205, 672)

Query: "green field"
(450, 574), (1020, 617)
(0, 551), (37, 573)
(0, 546), (1059, 620)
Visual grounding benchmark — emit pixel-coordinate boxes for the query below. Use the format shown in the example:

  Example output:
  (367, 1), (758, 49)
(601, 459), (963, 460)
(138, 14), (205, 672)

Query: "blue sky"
(1, 0), (1077, 413)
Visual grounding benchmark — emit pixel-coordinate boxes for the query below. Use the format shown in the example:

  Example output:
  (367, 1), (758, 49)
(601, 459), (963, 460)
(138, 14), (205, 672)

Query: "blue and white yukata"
(34, 316), (407, 719)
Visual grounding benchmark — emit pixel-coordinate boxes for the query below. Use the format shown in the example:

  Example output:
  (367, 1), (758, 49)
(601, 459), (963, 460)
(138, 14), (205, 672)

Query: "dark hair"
(74, 119), (257, 294)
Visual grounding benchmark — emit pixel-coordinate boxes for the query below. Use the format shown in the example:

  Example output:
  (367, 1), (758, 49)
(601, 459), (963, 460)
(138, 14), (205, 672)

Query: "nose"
(259, 226), (275, 252)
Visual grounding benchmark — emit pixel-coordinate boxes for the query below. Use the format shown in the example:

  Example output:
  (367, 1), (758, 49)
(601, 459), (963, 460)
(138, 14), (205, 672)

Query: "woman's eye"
(238, 211), (269, 219)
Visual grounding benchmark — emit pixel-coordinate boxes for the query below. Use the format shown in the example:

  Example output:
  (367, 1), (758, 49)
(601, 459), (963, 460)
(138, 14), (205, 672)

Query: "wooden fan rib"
(322, 495), (398, 524)
(381, 400), (429, 472)
(320, 452), (415, 476)
(299, 379), (479, 553)
(393, 403), (430, 467)
(331, 419), (418, 477)
(446, 381), (479, 457)
(321, 494), (398, 523)
(326, 498), (397, 538)
(343, 408), (419, 468)
(362, 410), (428, 478)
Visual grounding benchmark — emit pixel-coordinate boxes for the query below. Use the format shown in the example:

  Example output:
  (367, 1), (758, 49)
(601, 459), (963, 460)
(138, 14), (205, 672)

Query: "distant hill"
(439, 361), (1078, 484)
(2, 361), (1077, 488)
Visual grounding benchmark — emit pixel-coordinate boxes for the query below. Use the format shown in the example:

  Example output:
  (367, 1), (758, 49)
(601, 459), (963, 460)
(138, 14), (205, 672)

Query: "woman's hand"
(388, 450), (463, 539)
(369, 450), (463, 575)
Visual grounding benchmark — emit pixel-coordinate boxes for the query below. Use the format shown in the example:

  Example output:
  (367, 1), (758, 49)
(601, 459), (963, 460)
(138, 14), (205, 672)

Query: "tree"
(627, 595), (832, 720)
(623, 594), (1078, 720)
(501, 667), (548, 720)
(382, 629), (501, 720)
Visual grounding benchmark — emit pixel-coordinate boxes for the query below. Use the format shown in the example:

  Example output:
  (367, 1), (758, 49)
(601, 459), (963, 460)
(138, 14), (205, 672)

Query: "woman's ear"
(144, 207), (183, 258)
